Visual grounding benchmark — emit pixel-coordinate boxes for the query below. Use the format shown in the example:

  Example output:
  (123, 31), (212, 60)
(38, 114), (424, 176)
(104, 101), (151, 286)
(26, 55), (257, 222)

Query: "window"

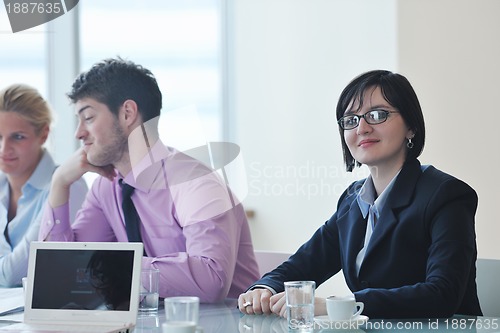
(0, 7), (46, 99)
(79, 0), (223, 150)
(1, 1), (225, 187)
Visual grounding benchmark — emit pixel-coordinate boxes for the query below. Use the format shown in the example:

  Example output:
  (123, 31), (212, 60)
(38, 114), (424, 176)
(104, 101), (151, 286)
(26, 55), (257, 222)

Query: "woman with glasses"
(0, 84), (87, 287)
(238, 70), (481, 319)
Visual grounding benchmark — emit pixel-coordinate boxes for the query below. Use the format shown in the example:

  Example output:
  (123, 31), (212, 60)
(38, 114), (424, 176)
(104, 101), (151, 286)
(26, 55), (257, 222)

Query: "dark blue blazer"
(254, 158), (482, 319)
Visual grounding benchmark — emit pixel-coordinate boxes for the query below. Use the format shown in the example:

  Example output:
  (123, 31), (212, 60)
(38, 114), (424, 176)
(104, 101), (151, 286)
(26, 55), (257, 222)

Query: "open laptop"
(1, 241), (143, 333)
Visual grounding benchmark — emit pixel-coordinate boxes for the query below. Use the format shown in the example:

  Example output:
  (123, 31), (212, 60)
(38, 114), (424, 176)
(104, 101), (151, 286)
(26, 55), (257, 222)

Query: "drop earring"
(407, 137), (414, 149)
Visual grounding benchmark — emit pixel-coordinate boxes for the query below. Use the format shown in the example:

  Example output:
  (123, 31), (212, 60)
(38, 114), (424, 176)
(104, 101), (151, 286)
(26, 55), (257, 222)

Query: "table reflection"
(135, 299), (241, 333)
(134, 300), (498, 333)
(238, 314), (288, 333)
(136, 314), (161, 333)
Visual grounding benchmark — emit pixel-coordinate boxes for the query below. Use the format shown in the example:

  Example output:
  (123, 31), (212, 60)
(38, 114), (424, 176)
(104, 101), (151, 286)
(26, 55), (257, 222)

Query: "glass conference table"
(137, 299), (500, 333)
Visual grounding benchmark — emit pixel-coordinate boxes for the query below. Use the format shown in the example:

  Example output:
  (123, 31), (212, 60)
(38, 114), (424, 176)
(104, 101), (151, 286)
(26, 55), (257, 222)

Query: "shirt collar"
(356, 169), (401, 219)
(25, 149), (56, 191)
(121, 140), (173, 192)
(0, 150), (55, 204)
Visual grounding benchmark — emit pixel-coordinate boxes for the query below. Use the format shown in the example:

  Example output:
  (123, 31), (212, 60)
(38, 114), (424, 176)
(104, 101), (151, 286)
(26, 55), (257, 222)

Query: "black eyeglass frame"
(337, 109), (399, 130)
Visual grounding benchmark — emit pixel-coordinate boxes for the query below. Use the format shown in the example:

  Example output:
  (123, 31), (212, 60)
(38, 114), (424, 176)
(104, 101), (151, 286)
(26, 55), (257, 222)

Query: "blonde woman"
(0, 84), (87, 287)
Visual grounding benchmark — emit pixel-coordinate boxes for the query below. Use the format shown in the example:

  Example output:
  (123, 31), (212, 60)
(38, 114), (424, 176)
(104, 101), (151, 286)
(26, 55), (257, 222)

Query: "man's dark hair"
(68, 57), (162, 122)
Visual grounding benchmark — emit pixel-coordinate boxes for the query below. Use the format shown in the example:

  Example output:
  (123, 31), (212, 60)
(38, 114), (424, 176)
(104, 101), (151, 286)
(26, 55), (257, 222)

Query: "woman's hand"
(314, 297), (327, 316)
(269, 292), (287, 317)
(238, 288), (273, 315)
(269, 294), (327, 318)
(239, 289), (327, 318)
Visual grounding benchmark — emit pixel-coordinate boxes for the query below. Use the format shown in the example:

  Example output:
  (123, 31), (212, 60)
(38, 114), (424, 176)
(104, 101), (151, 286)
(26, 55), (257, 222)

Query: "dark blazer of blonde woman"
(253, 158), (481, 319)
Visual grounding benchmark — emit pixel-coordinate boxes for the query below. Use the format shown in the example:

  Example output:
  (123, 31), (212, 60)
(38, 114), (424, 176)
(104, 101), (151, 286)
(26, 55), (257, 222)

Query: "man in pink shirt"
(39, 57), (259, 302)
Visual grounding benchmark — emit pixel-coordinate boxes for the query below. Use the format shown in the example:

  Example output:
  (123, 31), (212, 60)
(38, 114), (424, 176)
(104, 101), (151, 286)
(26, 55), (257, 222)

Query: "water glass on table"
(284, 280), (316, 332)
(163, 296), (203, 333)
(139, 268), (160, 314)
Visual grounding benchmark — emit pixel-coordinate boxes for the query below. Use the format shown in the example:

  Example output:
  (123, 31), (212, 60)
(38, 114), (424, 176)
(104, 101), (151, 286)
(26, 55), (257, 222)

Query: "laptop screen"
(31, 249), (134, 311)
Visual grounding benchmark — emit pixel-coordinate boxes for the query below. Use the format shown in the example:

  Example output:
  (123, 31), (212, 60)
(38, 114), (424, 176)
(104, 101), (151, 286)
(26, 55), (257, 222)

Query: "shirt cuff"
(39, 203), (71, 241)
(250, 284), (277, 295)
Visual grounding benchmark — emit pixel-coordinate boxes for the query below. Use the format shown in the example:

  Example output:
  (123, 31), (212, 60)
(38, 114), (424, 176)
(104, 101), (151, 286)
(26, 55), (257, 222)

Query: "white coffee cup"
(326, 296), (364, 321)
(162, 321), (203, 333)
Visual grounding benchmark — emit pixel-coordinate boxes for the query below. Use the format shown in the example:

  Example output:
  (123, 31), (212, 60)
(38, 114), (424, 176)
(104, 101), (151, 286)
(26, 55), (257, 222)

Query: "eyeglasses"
(337, 109), (399, 130)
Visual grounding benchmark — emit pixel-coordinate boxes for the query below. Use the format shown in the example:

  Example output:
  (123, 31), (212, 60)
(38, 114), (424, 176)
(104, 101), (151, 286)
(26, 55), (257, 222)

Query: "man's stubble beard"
(87, 123), (129, 167)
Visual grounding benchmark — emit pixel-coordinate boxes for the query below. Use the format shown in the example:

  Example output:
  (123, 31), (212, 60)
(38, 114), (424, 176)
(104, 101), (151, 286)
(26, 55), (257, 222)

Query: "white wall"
(232, 0), (397, 251)
(398, 0), (500, 259)
(231, 0), (500, 297)
(231, 0), (397, 296)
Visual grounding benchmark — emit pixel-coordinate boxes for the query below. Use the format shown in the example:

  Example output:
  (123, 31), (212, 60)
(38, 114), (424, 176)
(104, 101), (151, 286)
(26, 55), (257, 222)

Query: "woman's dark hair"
(336, 70), (425, 171)
(68, 57), (162, 122)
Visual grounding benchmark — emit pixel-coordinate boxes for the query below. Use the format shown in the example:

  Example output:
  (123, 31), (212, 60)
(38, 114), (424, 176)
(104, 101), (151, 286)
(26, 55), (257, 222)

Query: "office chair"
(476, 258), (500, 317)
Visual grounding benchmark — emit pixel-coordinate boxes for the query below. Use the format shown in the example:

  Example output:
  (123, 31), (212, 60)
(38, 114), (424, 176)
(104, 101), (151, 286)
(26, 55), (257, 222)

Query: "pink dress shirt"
(39, 143), (259, 302)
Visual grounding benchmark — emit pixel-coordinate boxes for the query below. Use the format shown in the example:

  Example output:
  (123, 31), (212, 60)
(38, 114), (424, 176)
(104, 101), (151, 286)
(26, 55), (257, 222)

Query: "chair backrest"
(254, 250), (292, 277)
(476, 258), (500, 317)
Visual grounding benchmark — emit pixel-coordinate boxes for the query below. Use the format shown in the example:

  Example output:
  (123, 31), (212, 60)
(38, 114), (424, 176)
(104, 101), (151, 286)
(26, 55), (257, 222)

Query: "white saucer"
(314, 315), (368, 329)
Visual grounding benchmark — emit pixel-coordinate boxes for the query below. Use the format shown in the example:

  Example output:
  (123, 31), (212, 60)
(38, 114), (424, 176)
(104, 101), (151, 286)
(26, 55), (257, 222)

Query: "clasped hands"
(238, 289), (326, 318)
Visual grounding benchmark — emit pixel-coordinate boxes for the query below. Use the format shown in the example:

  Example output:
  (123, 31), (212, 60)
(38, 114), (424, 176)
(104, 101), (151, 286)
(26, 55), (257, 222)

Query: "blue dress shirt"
(355, 172), (399, 275)
(0, 149), (87, 287)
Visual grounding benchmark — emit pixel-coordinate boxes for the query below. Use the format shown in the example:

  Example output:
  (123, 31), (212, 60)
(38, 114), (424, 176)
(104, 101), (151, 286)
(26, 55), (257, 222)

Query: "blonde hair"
(0, 84), (53, 134)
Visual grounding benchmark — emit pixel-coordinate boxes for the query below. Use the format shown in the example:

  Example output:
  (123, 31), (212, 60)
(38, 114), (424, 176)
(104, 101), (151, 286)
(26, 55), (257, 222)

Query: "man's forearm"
(48, 173), (72, 208)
